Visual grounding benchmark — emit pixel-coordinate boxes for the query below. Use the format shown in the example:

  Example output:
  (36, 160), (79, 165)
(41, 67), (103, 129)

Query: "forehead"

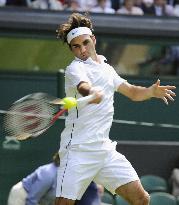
(70, 34), (92, 45)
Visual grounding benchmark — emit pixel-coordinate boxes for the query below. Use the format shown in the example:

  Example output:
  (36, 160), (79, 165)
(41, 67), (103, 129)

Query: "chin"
(80, 56), (88, 61)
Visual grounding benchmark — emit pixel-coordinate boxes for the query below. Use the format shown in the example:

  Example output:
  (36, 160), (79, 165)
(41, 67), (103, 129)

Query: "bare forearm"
(118, 82), (153, 102)
(128, 85), (153, 101)
(118, 80), (176, 104)
(77, 82), (91, 97)
(77, 82), (103, 104)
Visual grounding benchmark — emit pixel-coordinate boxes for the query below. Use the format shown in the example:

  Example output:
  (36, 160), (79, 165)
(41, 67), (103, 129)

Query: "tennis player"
(55, 13), (176, 205)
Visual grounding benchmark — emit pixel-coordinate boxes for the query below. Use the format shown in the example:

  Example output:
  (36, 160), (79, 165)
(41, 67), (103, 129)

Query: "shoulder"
(65, 59), (86, 75)
(66, 59), (83, 69)
(68, 59), (83, 67)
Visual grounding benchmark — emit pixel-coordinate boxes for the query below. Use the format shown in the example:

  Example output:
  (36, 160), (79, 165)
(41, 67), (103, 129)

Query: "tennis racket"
(3, 92), (95, 141)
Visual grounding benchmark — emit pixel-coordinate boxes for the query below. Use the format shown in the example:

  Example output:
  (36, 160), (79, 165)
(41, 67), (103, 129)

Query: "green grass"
(0, 37), (74, 72)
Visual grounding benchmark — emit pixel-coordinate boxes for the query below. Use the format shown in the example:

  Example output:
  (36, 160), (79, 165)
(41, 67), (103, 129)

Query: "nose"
(80, 45), (86, 54)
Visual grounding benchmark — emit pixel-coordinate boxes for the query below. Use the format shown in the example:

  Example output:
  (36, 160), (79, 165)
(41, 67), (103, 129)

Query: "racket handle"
(51, 109), (67, 124)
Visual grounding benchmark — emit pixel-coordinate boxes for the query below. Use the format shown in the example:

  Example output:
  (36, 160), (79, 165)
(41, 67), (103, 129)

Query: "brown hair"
(56, 13), (93, 44)
(52, 152), (60, 166)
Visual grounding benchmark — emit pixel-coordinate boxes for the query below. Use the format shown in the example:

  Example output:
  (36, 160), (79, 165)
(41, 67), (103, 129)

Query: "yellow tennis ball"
(62, 97), (77, 110)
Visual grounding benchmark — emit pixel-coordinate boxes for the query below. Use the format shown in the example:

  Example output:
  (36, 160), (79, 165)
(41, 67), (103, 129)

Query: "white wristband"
(76, 94), (96, 108)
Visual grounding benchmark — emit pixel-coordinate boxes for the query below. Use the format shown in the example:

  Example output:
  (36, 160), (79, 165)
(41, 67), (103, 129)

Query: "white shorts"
(56, 140), (139, 200)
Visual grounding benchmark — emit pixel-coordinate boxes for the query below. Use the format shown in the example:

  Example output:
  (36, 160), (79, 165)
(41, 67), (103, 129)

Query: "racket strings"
(4, 98), (57, 138)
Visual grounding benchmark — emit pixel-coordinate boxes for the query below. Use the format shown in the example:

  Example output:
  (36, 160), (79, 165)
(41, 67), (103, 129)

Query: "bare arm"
(77, 81), (103, 104)
(118, 79), (176, 105)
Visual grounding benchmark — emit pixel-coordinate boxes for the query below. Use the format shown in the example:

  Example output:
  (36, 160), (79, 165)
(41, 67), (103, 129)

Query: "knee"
(11, 185), (17, 192)
(136, 191), (150, 205)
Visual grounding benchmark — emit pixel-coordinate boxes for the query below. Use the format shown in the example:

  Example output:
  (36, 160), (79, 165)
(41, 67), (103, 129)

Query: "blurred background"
(0, 1), (179, 204)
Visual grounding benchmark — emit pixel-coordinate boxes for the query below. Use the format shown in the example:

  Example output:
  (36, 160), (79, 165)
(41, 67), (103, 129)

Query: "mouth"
(81, 54), (88, 60)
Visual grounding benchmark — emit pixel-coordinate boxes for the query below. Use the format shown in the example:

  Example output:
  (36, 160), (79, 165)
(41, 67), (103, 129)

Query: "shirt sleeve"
(65, 62), (91, 87)
(110, 66), (126, 91)
(25, 166), (54, 205)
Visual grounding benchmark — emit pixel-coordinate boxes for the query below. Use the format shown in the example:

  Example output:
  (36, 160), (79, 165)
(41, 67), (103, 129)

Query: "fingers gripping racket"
(3, 93), (95, 141)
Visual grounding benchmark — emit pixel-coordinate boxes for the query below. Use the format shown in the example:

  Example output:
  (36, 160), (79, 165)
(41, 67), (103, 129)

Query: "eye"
(72, 45), (80, 49)
(83, 40), (89, 46)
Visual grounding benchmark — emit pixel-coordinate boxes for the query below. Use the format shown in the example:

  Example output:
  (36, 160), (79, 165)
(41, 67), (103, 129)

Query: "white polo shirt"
(60, 55), (126, 147)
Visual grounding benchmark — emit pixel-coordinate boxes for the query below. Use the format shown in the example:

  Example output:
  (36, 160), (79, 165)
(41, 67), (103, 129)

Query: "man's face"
(70, 34), (96, 61)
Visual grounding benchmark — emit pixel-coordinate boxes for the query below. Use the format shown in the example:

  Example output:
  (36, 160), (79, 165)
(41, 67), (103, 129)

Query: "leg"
(115, 180), (150, 205)
(8, 182), (27, 205)
(56, 147), (101, 205)
(55, 197), (75, 205)
(94, 144), (149, 205)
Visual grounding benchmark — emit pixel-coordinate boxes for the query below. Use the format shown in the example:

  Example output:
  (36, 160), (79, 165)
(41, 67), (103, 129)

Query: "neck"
(92, 53), (101, 63)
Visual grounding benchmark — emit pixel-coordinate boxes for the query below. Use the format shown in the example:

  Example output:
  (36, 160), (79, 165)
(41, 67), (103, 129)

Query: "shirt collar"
(75, 55), (107, 65)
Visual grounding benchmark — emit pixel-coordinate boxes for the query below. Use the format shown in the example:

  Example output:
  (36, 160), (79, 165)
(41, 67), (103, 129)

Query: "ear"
(91, 35), (96, 45)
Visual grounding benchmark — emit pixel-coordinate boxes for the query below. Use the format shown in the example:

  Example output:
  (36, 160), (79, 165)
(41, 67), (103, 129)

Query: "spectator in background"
(6, 0), (27, 6)
(138, 0), (177, 76)
(168, 0), (179, 16)
(167, 0), (179, 6)
(174, 4), (179, 15)
(117, 0), (144, 15)
(142, 0), (175, 15)
(65, 0), (82, 12)
(154, 45), (179, 75)
(58, 0), (64, 4)
(111, 0), (121, 11)
(77, 183), (104, 205)
(72, 0), (112, 11)
(171, 167), (179, 197)
(0, 0), (6, 6)
(73, 0), (97, 11)
(26, 0), (64, 10)
(90, 0), (115, 13)
(154, 0), (174, 15)
(134, 0), (154, 14)
(7, 152), (102, 205)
